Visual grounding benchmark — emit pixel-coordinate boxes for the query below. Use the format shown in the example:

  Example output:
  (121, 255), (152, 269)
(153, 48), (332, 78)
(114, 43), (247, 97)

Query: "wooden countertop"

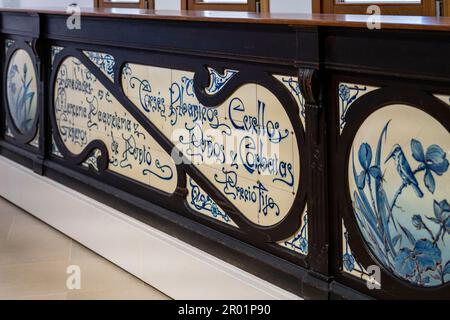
(2, 6), (450, 31)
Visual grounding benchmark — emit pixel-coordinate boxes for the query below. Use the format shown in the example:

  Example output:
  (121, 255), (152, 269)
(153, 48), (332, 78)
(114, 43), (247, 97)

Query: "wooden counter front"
(1, 6), (450, 300)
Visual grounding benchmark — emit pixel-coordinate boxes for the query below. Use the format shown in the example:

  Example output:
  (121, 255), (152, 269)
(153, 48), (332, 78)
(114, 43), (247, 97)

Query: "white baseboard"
(0, 156), (301, 300)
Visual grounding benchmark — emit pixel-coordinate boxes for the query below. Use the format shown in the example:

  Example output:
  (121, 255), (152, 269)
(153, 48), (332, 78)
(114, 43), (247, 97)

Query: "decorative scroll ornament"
(274, 75), (306, 128)
(279, 208), (308, 255)
(205, 68), (238, 95)
(342, 220), (375, 282)
(338, 83), (379, 133)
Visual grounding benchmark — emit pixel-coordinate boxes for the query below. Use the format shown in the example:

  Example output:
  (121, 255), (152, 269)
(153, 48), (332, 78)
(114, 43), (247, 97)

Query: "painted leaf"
(424, 170), (436, 194)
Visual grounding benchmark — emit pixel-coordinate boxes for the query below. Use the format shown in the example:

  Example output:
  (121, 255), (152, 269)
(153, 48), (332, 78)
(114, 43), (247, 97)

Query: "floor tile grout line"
(5, 211), (17, 242)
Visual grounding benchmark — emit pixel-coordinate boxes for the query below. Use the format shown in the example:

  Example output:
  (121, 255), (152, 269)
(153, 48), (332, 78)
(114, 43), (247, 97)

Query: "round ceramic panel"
(349, 104), (450, 287)
(6, 49), (38, 134)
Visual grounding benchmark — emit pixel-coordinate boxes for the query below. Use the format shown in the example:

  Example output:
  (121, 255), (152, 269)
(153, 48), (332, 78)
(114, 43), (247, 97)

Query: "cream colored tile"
(0, 198), (18, 240)
(0, 261), (70, 298)
(186, 175), (238, 228)
(147, 148), (178, 194)
(273, 75), (306, 128)
(124, 64), (172, 140)
(0, 214), (71, 265)
(67, 258), (146, 293)
(15, 293), (67, 300)
(221, 83), (258, 130)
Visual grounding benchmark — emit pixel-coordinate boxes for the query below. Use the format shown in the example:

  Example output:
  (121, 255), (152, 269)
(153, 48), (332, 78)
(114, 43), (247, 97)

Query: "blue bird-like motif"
(385, 144), (424, 198)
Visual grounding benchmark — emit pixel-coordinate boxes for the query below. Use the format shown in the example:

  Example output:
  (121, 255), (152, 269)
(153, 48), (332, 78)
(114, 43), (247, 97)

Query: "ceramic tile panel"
(205, 68), (238, 95)
(122, 63), (173, 144)
(53, 56), (177, 194)
(348, 103), (450, 287)
(274, 75), (305, 128)
(339, 83), (379, 134)
(256, 84), (298, 195)
(203, 165), (291, 227)
(5, 119), (14, 138)
(342, 220), (374, 282)
(434, 94), (450, 106)
(6, 49), (38, 135)
(278, 207), (308, 255)
(83, 51), (115, 81)
(51, 135), (63, 158)
(81, 149), (102, 171)
(5, 39), (14, 53)
(120, 64), (302, 228)
(29, 131), (39, 148)
(51, 46), (64, 66)
(186, 175), (238, 227)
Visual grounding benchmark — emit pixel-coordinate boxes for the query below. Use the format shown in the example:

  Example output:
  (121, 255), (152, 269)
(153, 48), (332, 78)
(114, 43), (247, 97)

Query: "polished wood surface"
(313, 0), (436, 16)
(97, 0), (153, 10)
(2, 6), (450, 31)
(185, 0), (257, 12)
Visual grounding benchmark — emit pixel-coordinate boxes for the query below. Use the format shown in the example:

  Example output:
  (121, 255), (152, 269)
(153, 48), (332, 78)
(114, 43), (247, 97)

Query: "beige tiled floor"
(0, 196), (170, 300)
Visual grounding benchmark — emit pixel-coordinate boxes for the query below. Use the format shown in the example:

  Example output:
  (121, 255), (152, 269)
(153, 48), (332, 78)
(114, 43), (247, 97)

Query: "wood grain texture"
(317, 0), (436, 16)
(186, 0), (257, 12)
(1, 6), (450, 31)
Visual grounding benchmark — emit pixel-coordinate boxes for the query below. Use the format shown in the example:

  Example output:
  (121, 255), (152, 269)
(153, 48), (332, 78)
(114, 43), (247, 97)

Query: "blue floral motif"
(356, 143), (382, 189)
(6, 51), (37, 134)
(339, 84), (368, 131)
(342, 228), (371, 277)
(280, 77), (305, 120)
(284, 213), (308, 255)
(351, 121), (450, 287)
(411, 139), (449, 194)
(395, 239), (441, 282)
(343, 252), (355, 272)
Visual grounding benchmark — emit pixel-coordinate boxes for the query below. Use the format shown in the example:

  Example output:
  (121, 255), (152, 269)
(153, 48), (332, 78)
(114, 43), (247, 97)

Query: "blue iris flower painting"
(350, 111), (450, 287)
(6, 50), (37, 134)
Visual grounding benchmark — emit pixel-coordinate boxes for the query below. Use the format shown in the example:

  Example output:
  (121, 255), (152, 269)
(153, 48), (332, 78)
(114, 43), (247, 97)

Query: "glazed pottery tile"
(348, 104), (450, 287)
(186, 175), (238, 227)
(273, 75), (306, 129)
(83, 51), (115, 81)
(147, 148), (178, 194)
(6, 49), (38, 135)
(278, 206), (308, 255)
(53, 56), (176, 193)
(338, 82), (379, 133)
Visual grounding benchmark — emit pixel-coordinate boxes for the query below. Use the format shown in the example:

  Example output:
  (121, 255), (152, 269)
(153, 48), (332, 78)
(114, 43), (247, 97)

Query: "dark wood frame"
(95, 0), (154, 9)
(2, 10), (450, 300)
(182, 0), (258, 12)
(313, 0), (437, 16)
